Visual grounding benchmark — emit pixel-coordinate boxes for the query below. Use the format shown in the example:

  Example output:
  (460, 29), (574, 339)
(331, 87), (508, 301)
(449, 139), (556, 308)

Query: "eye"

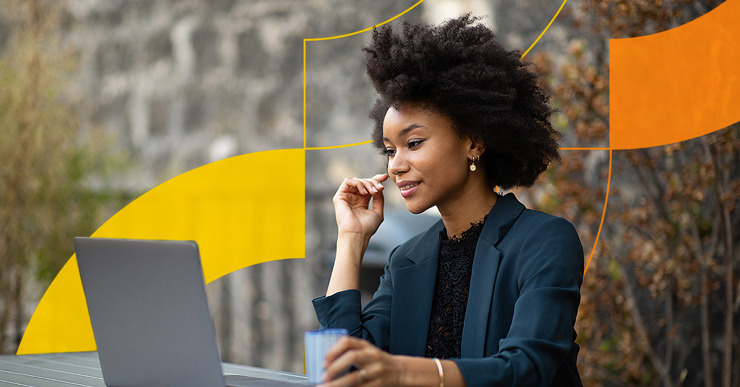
(382, 148), (396, 157)
(408, 139), (424, 149)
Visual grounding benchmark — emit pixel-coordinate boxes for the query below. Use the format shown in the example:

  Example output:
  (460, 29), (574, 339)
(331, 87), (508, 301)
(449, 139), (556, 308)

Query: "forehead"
(382, 103), (455, 140)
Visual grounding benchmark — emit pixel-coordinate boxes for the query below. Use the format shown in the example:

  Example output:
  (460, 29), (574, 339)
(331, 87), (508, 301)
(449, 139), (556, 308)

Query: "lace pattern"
(424, 216), (486, 359)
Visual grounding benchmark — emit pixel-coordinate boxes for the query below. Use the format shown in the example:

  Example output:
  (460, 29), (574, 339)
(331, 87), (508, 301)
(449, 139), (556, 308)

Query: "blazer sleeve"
(453, 217), (584, 387)
(311, 246), (398, 351)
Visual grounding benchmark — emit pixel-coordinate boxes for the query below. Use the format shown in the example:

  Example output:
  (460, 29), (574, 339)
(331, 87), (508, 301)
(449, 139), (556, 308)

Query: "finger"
(336, 178), (357, 195)
(352, 175), (387, 191)
(350, 178), (372, 195)
(367, 174), (387, 190)
(371, 173), (389, 185)
(323, 350), (360, 382)
(354, 361), (382, 386)
(356, 178), (380, 194)
(324, 336), (364, 365)
(324, 346), (378, 381)
(359, 364), (387, 387)
(340, 177), (373, 195)
(363, 379), (385, 387)
(321, 368), (368, 387)
(370, 189), (384, 216)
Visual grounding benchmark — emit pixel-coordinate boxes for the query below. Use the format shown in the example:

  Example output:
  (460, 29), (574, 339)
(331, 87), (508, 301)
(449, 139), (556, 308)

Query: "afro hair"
(363, 14), (560, 189)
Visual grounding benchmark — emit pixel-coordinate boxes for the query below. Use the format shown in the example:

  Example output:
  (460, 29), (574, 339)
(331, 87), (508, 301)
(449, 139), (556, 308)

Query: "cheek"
(438, 152), (467, 173)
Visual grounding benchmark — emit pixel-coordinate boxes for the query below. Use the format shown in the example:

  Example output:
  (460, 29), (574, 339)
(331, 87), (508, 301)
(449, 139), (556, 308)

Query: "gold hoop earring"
(469, 155), (479, 172)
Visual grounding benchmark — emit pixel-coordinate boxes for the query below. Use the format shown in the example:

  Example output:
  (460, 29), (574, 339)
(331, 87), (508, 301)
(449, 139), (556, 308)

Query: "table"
(0, 352), (308, 386)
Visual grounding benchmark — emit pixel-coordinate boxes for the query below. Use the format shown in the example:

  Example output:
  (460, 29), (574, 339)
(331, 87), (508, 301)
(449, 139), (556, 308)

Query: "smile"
(399, 183), (419, 198)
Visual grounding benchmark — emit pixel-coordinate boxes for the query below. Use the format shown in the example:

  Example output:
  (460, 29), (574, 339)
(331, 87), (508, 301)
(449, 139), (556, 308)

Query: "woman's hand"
(333, 174), (388, 240)
(320, 336), (402, 387)
(326, 174), (388, 296)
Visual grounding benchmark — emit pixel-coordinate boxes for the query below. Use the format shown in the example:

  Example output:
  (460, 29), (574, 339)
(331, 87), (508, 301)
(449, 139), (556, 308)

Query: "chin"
(404, 201), (431, 215)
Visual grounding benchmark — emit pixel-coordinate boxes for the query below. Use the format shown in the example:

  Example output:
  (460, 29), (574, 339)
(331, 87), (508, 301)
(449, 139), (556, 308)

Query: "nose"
(387, 151), (409, 177)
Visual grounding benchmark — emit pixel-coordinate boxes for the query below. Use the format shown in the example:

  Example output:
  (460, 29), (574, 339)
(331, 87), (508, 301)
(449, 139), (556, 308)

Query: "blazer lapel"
(461, 193), (525, 358)
(460, 238), (500, 357)
(390, 220), (443, 356)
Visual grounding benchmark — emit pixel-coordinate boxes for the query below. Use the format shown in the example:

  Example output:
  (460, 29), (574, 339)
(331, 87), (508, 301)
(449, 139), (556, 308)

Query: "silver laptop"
(74, 237), (308, 387)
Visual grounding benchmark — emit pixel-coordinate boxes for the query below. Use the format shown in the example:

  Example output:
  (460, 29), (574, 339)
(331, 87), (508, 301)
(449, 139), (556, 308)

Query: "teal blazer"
(313, 193), (583, 386)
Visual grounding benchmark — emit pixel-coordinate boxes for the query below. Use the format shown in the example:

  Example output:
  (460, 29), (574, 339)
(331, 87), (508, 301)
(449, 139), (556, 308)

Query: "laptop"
(74, 237), (309, 387)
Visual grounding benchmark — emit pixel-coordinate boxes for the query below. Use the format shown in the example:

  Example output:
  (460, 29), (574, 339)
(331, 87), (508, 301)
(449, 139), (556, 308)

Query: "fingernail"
(371, 187), (378, 193)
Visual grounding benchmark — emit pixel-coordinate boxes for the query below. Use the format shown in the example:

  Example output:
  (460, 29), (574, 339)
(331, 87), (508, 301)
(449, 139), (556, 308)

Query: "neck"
(438, 178), (498, 238)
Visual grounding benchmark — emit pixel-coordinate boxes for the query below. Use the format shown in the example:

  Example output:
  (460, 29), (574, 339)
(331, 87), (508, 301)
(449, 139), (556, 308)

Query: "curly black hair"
(364, 14), (560, 189)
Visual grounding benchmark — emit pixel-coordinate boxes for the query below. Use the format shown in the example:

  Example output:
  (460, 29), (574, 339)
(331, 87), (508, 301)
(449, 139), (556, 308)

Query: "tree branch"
(702, 137), (734, 387)
(618, 262), (675, 387)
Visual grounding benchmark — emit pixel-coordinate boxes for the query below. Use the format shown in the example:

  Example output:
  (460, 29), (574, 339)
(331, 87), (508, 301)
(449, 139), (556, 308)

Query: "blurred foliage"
(0, 0), (127, 353)
(533, 0), (738, 386)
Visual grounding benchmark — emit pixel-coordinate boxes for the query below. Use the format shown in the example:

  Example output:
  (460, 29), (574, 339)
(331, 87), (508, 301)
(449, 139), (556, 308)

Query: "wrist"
(337, 230), (370, 251)
(337, 228), (369, 240)
(396, 356), (411, 386)
(334, 232), (367, 270)
(396, 356), (441, 387)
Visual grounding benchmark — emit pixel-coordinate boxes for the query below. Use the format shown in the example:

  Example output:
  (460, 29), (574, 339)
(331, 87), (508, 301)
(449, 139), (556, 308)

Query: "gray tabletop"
(0, 352), (308, 386)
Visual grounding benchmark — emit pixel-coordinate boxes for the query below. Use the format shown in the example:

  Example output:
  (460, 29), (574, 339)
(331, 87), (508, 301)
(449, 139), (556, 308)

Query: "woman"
(312, 15), (583, 387)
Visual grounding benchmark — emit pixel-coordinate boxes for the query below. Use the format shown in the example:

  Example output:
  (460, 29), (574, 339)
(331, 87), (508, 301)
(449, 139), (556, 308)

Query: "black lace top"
(424, 217), (486, 359)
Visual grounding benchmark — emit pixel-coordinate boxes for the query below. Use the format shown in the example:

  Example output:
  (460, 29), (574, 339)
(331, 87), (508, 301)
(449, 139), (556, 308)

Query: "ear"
(467, 136), (486, 158)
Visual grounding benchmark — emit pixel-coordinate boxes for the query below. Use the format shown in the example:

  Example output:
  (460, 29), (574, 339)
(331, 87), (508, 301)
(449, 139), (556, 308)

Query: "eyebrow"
(382, 123), (425, 142)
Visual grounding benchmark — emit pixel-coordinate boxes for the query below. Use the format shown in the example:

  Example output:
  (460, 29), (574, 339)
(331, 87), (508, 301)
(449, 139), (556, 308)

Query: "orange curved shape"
(610, 0), (740, 150)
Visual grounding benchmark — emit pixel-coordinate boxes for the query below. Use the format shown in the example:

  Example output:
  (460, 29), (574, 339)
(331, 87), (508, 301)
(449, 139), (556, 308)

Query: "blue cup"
(304, 328), (348, 384)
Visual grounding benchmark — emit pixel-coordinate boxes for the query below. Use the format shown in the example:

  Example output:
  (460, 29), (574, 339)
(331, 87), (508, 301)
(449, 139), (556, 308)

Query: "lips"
(396, 181), (420, 198)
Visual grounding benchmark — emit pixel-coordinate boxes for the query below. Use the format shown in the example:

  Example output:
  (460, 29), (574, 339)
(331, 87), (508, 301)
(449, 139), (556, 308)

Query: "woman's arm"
(326, 174), (388, 296)
(453, 216), (584, 386)
(326, 232), (367, 296)
(313, 252), (394, 348)
(313, 173), (393, 346)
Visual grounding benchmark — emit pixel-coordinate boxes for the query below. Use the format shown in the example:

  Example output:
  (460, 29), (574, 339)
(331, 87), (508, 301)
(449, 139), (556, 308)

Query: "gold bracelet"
(433, 358), (445, 387)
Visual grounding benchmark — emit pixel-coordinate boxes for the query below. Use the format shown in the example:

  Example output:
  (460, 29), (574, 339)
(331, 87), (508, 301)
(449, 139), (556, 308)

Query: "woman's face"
(382, 103), (477, 214)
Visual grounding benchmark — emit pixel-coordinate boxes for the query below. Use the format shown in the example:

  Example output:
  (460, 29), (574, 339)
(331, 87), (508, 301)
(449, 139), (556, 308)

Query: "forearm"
(397, 356), (466, 387)
(326, 232), (369, 296)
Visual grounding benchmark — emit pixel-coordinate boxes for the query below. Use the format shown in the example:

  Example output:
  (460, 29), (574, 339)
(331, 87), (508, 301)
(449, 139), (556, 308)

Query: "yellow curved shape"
(304, 0), (425, 42)
(520, 0), (567, 59)
(17, 149), (305, 354)
(305, 140), (375, 150)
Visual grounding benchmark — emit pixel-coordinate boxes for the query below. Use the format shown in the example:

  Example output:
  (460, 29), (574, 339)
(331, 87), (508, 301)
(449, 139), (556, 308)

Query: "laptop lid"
(74, 237), (225, 387)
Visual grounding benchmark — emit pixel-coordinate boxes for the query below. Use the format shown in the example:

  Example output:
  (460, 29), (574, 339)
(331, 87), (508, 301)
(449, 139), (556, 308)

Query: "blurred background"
(0, 0), (737, 386)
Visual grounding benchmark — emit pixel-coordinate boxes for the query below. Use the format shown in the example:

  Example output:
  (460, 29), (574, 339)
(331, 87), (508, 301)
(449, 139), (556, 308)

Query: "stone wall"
(64, 0), (418, 189)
